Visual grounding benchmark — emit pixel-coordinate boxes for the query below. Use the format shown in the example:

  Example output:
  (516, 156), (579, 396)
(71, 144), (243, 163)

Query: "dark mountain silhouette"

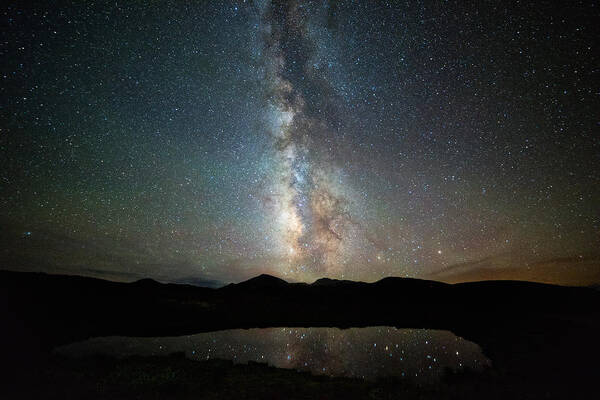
(133, 278), (162, 287)
(172, 276), (224, 288)
(311, 277), (367, 288)
(2, 269), (599, 398)
(223, 273), (289, 291)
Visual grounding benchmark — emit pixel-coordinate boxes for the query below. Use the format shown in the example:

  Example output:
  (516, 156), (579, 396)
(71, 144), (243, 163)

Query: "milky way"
(1, 1), (598, 285)
(258, 1), (369, 279)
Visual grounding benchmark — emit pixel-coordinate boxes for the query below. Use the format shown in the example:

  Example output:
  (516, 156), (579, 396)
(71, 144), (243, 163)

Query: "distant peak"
(231, 274), (288, 289)
(312, 277), (338, 285)
(312, 277), (365, 287)
(374, 276), (449, 288)
(256, 273), (279, 279)
(134, 278), (160, 286)
(251, 274), (287, 282)
(375, 276), (408, 284)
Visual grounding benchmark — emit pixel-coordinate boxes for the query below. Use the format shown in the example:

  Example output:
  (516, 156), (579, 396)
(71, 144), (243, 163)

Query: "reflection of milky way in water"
(56, 327), (491, 383)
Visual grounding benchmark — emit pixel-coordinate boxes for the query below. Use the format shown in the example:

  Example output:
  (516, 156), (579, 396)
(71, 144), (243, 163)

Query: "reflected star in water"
(56, 327), (491, 383)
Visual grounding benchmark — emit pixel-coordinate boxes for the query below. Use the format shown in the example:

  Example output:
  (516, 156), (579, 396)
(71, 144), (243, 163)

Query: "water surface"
(56, 327), (490, 383)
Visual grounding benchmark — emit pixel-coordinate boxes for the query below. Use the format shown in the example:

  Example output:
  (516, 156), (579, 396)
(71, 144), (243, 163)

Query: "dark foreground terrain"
(1, 270), (599, 399)
(7, 352), (565, 400)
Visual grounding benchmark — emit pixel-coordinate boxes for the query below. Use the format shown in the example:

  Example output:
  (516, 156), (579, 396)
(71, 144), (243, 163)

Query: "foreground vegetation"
(4, 352), (577, 399)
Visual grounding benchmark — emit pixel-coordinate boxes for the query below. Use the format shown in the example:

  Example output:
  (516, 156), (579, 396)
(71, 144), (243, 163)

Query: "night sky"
(1, 1), (598, 285)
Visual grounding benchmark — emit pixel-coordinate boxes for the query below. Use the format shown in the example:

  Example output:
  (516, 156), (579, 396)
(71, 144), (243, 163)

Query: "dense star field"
(1, 1), (598, 285)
